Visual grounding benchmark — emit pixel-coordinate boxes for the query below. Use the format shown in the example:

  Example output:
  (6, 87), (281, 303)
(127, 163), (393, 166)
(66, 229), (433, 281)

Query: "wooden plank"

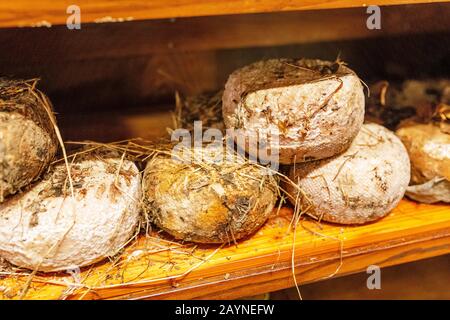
(1, 32), (442, 116)
(270, 254), (450, 299)
(0, 4), (448, 61)
(0, 198), (448, 300)
(0, 0), (448, 28)
(0, 5), (447, 113)
(132, 235), (450, 300)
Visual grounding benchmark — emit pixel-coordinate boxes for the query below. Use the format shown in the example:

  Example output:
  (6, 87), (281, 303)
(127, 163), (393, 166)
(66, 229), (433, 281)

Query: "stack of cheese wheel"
(222, 58), (411, 224)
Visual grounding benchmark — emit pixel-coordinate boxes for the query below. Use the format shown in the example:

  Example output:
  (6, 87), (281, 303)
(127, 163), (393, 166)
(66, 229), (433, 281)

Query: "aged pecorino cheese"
(0, 78), (58, 202)
(396, 121), (450, 203)
(286, 123), (410, 224)
(0, 150), (141, 272)
(222, 58), (365, 164)
(143, 143), (279, 243)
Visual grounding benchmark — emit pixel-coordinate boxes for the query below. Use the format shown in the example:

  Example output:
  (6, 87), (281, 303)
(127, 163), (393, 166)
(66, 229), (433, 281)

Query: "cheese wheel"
(0, 79), (58, 202)
(396, 122), (450, 203)
(396, 122), (450, 183)
(143, 144), (278, 243)
(222, 58), (365, 164)
(0, 151), (141, 272)
(286, 124), (410, 224)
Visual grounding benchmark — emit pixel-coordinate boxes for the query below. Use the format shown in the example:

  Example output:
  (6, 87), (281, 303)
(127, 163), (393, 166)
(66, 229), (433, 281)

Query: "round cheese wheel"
(143, 144), (278, 243)
(222, 58), (365, 164)
(0, 151), (141, 272)
(0, 79), (58, 202)
(396, 122), (450, 203)
(286, 123), (410, 224)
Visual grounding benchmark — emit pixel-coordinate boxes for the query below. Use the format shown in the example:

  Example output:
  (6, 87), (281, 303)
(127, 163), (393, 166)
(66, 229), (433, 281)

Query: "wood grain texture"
(0, 4), (447, 113)
(271, 255), (450, 299)
(0, 198), (448, 300)
(1, 5), (448, 61)
(0, 0), (448, 28)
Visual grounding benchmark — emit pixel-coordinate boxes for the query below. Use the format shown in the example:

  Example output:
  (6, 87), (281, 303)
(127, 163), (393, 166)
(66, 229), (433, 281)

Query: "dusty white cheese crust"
(0, 154), (141, 272)
(286, 123), (411, 224)
(222, 58), (365, 164)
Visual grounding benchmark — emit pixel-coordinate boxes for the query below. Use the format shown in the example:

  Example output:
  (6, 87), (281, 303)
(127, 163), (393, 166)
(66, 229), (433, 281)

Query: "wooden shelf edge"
(0, 0), (448, 29)
(0, 191), (448, 300)
(61, 204), (450, 300)
(122, 231), (450, 300)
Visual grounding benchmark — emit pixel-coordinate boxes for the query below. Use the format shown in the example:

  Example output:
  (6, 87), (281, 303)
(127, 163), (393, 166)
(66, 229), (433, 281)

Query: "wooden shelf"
(1, 104), (449, 300)
(0, 0), (448, 301)
(0, 198), (448, 300)
(0, 0), (448, 28)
